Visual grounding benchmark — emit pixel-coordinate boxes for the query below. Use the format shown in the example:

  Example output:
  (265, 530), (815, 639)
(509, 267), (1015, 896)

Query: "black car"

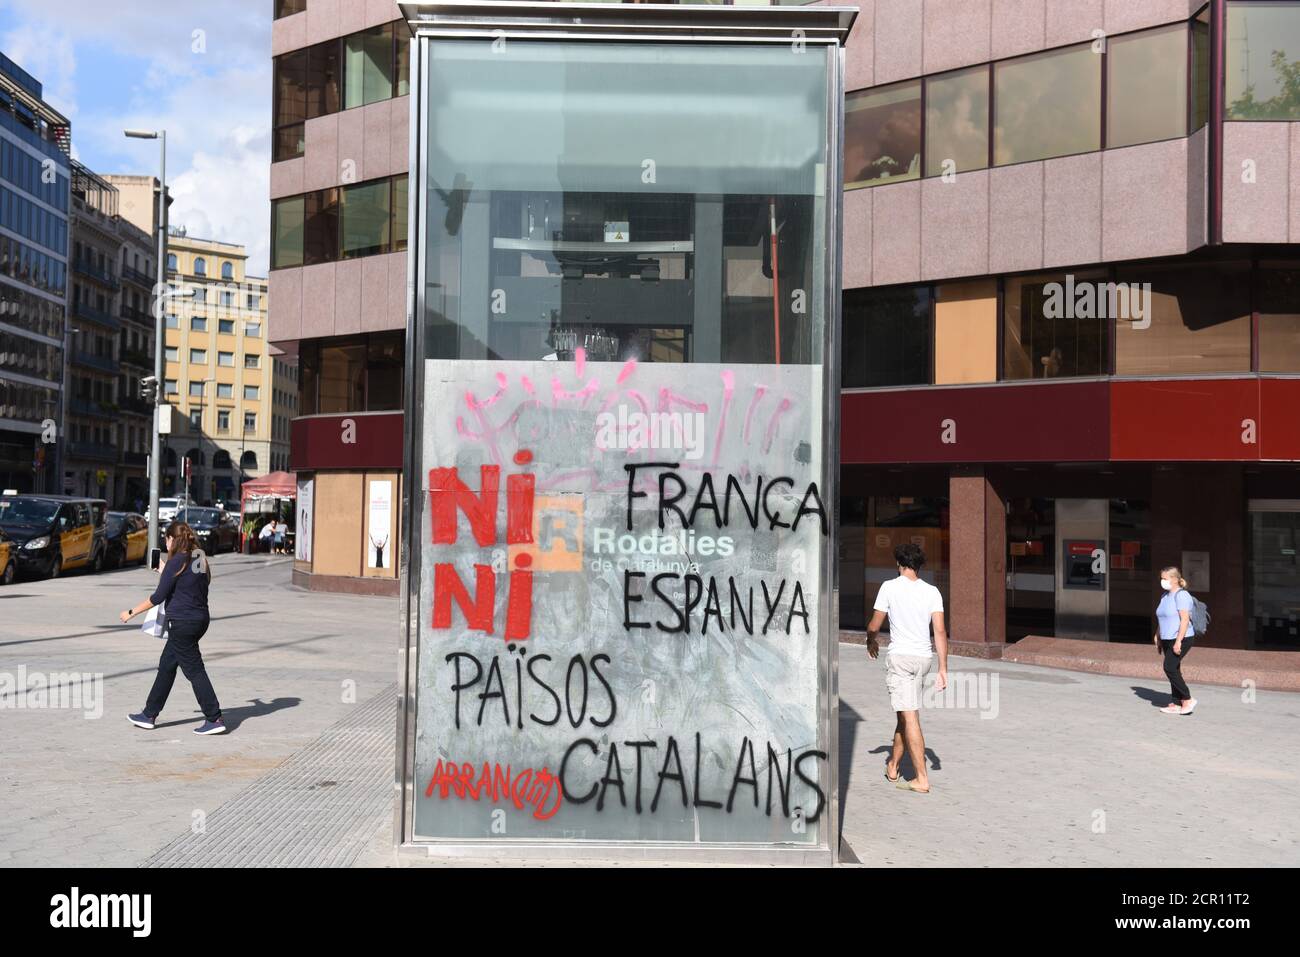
(105, 512), (149, 569)
(0, 495), (109, 579)
(160, 507), (240, 554)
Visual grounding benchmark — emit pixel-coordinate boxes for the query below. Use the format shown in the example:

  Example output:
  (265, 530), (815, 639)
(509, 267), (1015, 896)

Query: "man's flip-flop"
(884, 767), (899, 783)
(894, 777), (929, 794)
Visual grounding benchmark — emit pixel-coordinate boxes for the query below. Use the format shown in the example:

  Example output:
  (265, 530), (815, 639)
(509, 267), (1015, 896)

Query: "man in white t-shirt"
(866, 543), (948, 794)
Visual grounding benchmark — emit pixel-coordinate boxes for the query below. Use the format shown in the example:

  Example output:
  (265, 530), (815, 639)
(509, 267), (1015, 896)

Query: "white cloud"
(1, 0), (272, 271)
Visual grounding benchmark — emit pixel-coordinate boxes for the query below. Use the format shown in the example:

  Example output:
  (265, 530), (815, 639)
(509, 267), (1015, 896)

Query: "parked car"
(0, 527), (14, 585)
(150, 496), (193, 525)
(105, 512), (149, 568)
(0, 495), (109, 579)
(159, 506), (239, 554)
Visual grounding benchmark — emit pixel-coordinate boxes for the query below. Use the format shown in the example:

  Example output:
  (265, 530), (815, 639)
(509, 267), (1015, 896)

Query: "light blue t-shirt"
(1157, 589), (1195, 640)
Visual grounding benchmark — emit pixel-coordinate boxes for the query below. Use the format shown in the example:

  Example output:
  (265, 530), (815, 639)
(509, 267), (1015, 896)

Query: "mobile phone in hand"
(149, 548), (162, 571)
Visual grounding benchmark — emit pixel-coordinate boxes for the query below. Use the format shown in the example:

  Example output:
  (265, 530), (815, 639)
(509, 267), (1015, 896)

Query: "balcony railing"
(120, 347), (152, 368)
(66, 441), (117, 463)
(70, 350), (118, 374)
(72, 258), (119, 290)
(73, 300), (120, 331)
(120, 265), (154, 290)
(121, 304), (153, 325)
(119, 397), (152, 416)
(68, 397), (115, 419)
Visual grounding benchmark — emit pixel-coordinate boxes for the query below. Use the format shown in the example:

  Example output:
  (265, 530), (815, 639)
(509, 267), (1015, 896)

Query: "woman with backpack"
(118, 521), (227, 735)
(1154, 565), (1197, 716)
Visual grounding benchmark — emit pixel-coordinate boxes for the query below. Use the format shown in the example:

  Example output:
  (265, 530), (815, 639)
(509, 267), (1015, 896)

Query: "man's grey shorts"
(885, 653), (932, 712)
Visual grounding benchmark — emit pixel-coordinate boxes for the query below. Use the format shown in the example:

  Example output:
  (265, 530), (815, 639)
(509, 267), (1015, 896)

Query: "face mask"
(1160, 580), (1172, 591)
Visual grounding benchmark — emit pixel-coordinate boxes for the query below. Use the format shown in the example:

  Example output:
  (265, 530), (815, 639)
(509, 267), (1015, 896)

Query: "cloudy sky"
(0, 0), (272, 273)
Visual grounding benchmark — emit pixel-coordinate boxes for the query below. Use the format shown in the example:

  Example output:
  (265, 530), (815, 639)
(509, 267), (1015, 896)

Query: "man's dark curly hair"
(894, 542), (926, 572)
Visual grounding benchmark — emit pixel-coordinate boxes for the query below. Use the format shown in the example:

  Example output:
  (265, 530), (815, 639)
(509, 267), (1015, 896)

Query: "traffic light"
(140, 376), (158, 402)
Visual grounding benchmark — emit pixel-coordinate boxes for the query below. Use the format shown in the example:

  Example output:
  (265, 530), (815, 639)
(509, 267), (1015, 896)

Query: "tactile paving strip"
(143, 685), (397, 868)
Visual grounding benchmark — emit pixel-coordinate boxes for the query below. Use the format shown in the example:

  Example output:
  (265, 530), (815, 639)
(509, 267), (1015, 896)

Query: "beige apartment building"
(162, 231), (294, 504)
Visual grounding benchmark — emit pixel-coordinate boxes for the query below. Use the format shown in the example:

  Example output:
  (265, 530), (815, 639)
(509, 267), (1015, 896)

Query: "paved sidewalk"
(2, 558), (1297, 867)
(0, 554), (396, 867)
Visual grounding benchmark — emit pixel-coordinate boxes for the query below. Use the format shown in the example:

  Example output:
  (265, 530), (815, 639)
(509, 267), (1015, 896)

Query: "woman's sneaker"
(193, 718), (228, 735)
(127, 712), (156, 730)
(1180, 698), (1198, 715)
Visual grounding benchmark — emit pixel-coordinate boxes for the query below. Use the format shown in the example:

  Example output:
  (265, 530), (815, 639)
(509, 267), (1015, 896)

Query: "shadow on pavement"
(1131, 685), (1177, 708)
(152, 696), (303, 732)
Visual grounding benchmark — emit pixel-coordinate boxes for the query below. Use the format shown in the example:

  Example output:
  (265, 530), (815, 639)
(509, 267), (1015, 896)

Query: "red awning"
(240, 471), (298, 500)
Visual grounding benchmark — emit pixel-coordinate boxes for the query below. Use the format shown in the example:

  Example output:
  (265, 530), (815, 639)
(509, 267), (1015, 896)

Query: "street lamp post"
(125, 128), (166, 551)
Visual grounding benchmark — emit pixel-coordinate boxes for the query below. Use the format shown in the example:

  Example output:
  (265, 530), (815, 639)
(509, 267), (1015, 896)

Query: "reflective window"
(925, 65), (989, 176)
(842, 285), (932, 387)
(221, 262), (233, 280)
(1114, 262), (1252, 375)
(1227, 1), (1300, 119)
(217, 383), (233, 398)
(340, 180), (389, 259)
(1003, 271), (1108, 380)
(271, 196), (304, 269)
(845, 81), (921, 188)
(219, 351), (234, 366)
(344, 24), (396, 110)
(1259, 264), (1300, 372)
(189, 349), (206, 364)
(994, 43), (1101, 165)
(1107, 24), (1189, 149)
(193, 258), (206, 277)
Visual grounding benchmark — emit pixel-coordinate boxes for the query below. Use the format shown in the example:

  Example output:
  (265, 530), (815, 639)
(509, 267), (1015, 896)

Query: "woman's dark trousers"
(145, 617), (221, 721)
(1162, 637), (1194, 702)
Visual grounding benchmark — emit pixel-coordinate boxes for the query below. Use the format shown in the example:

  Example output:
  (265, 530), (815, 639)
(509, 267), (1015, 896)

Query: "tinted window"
(994, 43), (1101, 165)
(1107, 24), (1189, 149)
(1114, 262), (1252, 375)
(1003, 271), (1108, 380)
(842, 285), (932, 388)
(1227, 1), (1300, 119)
(1259, 264), (1300, 372)
(925, 65), (989, 176)
(845, 81), (921, 188)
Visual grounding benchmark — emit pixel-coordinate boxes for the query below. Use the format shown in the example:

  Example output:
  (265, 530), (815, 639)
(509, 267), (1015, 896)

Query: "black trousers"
(145, 617), (221, 722)
(1162, 636), (1194, 702)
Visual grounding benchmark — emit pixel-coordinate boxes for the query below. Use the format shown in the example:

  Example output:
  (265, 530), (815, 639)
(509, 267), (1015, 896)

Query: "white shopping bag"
(141, 603), (166, 638)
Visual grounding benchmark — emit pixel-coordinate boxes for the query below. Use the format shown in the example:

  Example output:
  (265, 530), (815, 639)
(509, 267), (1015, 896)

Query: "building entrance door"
(1055, 498), (1109, 640)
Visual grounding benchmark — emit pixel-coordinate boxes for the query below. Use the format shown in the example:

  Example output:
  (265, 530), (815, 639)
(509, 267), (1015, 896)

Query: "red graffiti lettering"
(424, 759), (563, 821)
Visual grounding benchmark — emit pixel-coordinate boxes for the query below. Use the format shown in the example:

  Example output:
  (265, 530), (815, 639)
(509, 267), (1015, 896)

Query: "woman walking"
(1154, 565), (1197, 716)
(119, 521), (227, 734)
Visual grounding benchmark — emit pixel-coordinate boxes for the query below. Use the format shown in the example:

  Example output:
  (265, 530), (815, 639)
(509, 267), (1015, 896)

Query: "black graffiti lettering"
(597, 743), (627, 812)
(624, 462), (678, 531)
(514, 655), (524, 730)
(445, 652), (482, 731)
(761, 579), (787, 635)
(657, 471), (689, 530)
(701, 577), (724, 635)
(787, 580), (810, 636)
(762, 477), (794, 530)
(765, 744), (792, 817)
(560, 737), (599, 804)
(477, 654), (509, 727)
(693, 731), (723, 810)
(723, 474), (761, 530)
(525, 653), (562, 726)
(565, 655), (589, 728)
(687, 471), (722, 528)
(726, 736), (760, 813)
(624, 739), (657, 814)
(590, 653), (617, 729)
(794, 750), (828, 824)
(652, 735), (688, 813)
(793, 481), (828, 536)
(683, 574), (703, 634)
(728, 576), (753, 633)
(623, 571), (649, 630)
(651, 573), (687, 633)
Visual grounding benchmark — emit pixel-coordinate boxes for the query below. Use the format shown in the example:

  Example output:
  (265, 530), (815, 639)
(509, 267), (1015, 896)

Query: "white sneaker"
(1180, 698), (1197, 715)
